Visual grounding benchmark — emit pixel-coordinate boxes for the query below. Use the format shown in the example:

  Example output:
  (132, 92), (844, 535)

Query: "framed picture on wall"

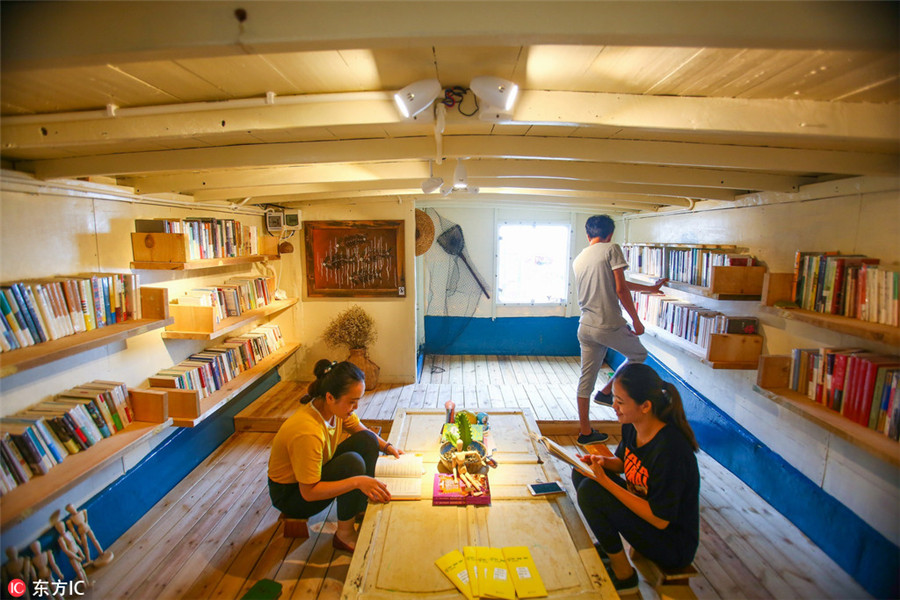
(304, 220), (406, 297)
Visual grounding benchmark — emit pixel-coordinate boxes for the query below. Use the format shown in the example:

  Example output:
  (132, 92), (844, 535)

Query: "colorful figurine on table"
(476, 412), (489, 430)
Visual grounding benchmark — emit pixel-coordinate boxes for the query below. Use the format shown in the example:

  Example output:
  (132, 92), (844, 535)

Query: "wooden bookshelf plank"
(131, 255), (279, 271)
(643, 325), (759, 370)
(663, 281), (761, 301)
(161, 298), (298, 340)
(171, 342), (301, 428)
(0, 317), (175, 379)
(753, 385), (899, 468)
(760, 306), (900, 346)
(0, 419), (173, 530)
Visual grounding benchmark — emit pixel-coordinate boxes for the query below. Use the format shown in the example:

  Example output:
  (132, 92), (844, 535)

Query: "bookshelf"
(152, 342), (301, 428)
(761, 272), (900, 346)
(0, 419), (173, 530)
(754, 355), (899, 467)
(0, 287), (172, 379)
(664, 266), (766, 301)
(162, 298), (298, 341)
(642, 323), (762, 369)
(130, 232), (279, 271)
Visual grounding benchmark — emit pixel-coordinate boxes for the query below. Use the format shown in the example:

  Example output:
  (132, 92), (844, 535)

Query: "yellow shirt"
(267, 402), (361, 485)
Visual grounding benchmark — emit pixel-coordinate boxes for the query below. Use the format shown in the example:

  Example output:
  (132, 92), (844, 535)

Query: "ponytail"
(615, 363), (699, 452)
(299, 358), (365, 404)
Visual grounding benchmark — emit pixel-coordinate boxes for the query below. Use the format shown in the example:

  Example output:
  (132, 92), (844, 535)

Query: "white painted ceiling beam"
(192, 175), (714, 202)
(4, 1), (896, 72)
(25, 136), (897, 180)
(5, 90), (896, 150)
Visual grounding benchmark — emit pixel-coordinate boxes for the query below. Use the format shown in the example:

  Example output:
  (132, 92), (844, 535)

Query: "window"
(496, 222), (570, 304)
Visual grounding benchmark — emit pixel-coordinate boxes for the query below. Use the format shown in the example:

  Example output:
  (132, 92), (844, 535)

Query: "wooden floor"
(85, 356), (871, 600)
(235, 354), (618, 433)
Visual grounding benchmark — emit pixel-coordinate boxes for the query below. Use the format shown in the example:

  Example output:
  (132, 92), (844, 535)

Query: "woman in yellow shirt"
(268, 359), (401, 551)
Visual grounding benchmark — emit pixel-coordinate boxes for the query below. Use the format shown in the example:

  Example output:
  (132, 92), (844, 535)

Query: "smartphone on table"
(526, 481), (566, 496)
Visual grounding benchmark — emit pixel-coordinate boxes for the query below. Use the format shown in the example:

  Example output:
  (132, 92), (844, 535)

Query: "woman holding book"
(573, 363), (700, 594)
(268, 359), (401, 552)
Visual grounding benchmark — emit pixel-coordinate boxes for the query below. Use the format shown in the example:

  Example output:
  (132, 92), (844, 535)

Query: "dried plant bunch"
(323, 304), (377, 349)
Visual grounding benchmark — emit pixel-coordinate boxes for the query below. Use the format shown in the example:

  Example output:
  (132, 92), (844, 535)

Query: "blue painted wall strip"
(606, 350), (899, 599)
(39, 369), (281, 581)
(424, 315), (580, 355)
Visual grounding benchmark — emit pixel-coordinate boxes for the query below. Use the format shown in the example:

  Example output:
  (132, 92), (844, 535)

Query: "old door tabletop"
(341, 409), (618, 599)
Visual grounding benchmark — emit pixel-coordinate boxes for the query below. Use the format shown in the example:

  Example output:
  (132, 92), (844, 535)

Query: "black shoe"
(576, 429), (609, 445)
(593, 543), (612, 570)
(592, 390), (613, 406)
(608, 568), (640, 594)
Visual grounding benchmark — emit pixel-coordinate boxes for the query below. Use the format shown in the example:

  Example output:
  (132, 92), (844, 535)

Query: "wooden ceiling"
(1, 1), (898, 213)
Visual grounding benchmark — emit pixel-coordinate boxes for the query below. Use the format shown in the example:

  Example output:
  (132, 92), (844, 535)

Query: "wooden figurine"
(29, 542), (64, 600)
(5, 547), (31, 599)
(51, 512), (88, 584)
(65, 504), (114, 567)
(451, 439), (484, 495)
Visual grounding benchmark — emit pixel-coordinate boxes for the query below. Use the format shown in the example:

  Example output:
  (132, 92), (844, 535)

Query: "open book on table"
(532, 434), (594, 478)
(374, 453), (424, 500)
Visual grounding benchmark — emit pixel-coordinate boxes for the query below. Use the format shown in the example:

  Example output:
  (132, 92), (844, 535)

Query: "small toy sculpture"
(30, 542), (65, 600)
(5, 547), (31, 599)
(451, 439), (484, 495)
(65, 504), (114, 567)
(51, 511), (88, 584)
(445, 400), (456, 424)
(476, 412), (489, 430)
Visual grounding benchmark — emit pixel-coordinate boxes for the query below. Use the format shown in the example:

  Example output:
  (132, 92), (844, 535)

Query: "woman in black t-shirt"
(573, 363), (700, 594)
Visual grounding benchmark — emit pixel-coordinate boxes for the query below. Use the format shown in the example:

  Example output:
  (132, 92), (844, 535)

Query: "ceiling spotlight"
(393, 79), (442, 119)
(469, 76), (519, 119)
(421, 160), (443, 194)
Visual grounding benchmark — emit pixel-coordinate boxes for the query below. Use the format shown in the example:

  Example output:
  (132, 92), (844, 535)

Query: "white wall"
(623, 177), (900, 546)
(293, 198), (417, 384)
(0, 172), (300, 548)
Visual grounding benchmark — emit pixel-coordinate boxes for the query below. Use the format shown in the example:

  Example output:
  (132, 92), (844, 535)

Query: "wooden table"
(341, 409), (619, 599)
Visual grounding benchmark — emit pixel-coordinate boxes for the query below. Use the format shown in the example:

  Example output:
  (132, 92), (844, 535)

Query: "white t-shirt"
(572, 242), (628, 330)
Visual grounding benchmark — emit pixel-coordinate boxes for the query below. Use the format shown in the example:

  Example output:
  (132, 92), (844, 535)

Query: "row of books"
(0, 275), (141, 353)
(174, 276), (274, 324)
(623, 245), (665, 277)
(788, 348), (900, 439)
(631, 291), (759, 349)
(148, 324), (284, 399)
(791, 252), (898, 326)
(0, 381), (133, 494)
(666, 248), (755, 288)
(135, 218), (260, 260)
(435, 546), (546, 600)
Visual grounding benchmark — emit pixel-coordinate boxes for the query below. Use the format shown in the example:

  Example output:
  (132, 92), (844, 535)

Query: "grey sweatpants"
(577, 323), (648, 398)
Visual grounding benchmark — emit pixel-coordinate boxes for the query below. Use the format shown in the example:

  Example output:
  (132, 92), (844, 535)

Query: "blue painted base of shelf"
(605, 351), (899, 600)
(424, 316), (580, 355)
(39, 369), (281, 582)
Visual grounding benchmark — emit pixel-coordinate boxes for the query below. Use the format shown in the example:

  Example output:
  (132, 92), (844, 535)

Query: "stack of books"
(791, 252), (898, 325)
(0, 381), (132, 493)
(666, 248), (754, 288)
(623, 245), (665, 278)
(435, 546), (547, 599)
(0, 275), (142, 352)
(135, 218), (260, 260)
(788, 348), (900, 439)
(148, 324), (284, 398)
(173, 276), (274, 324)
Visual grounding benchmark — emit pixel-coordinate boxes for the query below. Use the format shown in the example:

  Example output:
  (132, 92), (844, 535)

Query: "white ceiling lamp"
(421, 160), (443, 194)
(438, 158), (478, 195)
(470, 76), (519, 121)
(393, 79), (442, 121)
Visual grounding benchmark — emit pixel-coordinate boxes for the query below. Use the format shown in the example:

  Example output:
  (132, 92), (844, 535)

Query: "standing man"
(573, 215), (666, 445)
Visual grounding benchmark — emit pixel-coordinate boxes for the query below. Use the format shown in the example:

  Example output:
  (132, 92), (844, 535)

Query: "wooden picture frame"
(304, 220), (406, 297)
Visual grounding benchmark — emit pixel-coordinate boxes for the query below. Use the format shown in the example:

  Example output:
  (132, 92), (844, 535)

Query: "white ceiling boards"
(1, 1), (898, 213)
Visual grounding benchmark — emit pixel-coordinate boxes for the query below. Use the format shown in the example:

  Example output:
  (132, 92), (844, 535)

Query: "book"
(533, 434), (593, 478)
(502, 546), (548, 599)
(432, 473), (491, 506)
(435, 550), (475, 600)
(464, 546), (480, 599)
(373, 453), (424, 500)
(479, 546), (516, 600)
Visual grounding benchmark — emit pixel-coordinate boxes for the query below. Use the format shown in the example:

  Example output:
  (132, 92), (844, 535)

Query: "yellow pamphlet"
(435, 550), (475, 600)
(502, 546), (548, 598)
(479, 546), (516, 600)
(463, 546), (480, 598)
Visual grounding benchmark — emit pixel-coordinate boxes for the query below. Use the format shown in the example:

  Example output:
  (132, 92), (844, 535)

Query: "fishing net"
(423, 208), (489, 355)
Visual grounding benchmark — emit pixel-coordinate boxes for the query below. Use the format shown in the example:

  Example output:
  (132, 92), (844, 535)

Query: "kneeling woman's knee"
(332, 451), (367, 475)
(352, 429), (379, 455)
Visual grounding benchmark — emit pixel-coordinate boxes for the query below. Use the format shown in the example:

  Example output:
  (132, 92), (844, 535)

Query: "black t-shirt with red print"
(615, 422), (700, 550)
